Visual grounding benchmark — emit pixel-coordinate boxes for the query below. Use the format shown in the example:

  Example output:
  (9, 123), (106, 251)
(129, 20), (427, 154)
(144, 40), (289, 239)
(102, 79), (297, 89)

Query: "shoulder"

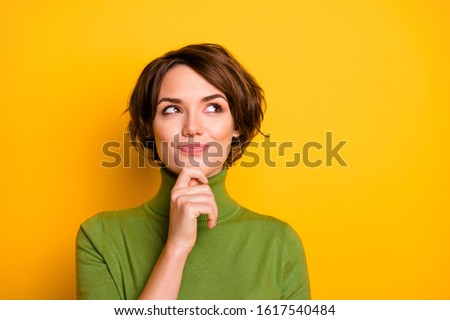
(238, 206), (291, 228)
(78, 202), (153, 239)
(236, 206), (302, 243)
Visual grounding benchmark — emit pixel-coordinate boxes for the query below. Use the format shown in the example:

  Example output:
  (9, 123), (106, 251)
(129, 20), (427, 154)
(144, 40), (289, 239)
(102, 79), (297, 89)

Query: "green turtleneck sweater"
(76, 168), (310, 299)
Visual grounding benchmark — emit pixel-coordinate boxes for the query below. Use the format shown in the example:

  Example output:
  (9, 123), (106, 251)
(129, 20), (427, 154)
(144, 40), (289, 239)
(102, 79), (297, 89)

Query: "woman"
(76, 44), (310, 299)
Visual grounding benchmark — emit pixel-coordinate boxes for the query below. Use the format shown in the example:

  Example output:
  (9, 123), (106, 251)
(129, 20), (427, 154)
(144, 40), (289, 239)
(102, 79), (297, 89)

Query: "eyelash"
(161, 103), (223, 115)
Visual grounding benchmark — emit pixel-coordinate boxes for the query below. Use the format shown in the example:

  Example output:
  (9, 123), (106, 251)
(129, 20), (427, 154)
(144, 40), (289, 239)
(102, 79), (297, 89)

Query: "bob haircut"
(125, 43), (265, 168)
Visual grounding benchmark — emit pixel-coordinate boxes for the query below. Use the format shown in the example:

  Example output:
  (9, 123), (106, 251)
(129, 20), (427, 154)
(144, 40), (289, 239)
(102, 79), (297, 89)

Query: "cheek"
(151, 122), (171, 159)
(208, 126), (235, 159)
(152, 120), (175, 142)
(207, 118), (235, 141)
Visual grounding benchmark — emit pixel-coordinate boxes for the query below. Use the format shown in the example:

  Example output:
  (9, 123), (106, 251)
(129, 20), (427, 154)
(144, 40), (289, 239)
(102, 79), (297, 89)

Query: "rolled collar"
(145, 167), (239, 222)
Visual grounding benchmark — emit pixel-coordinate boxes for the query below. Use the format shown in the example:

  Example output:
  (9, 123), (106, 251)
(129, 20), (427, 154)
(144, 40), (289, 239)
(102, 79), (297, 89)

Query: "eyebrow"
(156, 94), (227, 106)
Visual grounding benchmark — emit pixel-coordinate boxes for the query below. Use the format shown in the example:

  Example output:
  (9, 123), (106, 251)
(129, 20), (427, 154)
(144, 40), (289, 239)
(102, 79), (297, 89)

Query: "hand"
(166, 167), (218, 253)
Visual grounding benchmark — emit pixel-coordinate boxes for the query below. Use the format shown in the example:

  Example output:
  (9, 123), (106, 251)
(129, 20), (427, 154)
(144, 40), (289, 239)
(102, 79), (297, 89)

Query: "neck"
(146, 167), (238, 222)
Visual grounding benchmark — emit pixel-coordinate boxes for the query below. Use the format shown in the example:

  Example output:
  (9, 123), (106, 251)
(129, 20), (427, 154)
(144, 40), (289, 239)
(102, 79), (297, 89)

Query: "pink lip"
(178, 143), (209, 156)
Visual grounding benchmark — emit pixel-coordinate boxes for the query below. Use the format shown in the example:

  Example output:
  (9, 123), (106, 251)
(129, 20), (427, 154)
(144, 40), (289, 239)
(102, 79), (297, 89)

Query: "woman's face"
(153, 64), (240, 177)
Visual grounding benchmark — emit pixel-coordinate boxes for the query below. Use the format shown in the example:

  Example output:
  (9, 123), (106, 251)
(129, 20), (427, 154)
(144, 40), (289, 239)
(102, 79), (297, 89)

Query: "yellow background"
(1, 0), (449, 299)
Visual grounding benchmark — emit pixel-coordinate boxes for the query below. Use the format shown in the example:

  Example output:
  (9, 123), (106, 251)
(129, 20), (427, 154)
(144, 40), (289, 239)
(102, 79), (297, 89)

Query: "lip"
(178, 143), (209, 156)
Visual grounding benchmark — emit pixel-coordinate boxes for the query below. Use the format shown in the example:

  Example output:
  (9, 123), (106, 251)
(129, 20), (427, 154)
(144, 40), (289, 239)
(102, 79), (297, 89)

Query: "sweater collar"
(146, 167), (239, 222)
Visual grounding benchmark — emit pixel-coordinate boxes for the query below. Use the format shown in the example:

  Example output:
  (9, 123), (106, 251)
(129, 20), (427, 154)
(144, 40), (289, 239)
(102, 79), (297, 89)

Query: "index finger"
(173, 168), (208, 191)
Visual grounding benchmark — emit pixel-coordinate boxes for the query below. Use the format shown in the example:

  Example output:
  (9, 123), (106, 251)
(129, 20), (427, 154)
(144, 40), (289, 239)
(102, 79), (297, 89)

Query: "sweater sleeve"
(281, 224), (311, 299)
(76, 215), (121, 299)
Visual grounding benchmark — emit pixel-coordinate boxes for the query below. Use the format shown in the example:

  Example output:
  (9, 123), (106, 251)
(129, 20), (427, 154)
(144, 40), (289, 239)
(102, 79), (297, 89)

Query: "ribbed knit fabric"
(76, 168), (310, 299)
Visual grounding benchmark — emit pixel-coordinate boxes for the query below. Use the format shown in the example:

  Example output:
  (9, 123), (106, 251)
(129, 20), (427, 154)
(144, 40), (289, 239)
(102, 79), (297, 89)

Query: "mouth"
(178, 143), (209, 156)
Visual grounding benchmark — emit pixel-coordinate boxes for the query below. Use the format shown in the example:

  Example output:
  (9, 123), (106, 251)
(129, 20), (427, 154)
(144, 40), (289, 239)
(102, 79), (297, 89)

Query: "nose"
(181, 112), (203, 137)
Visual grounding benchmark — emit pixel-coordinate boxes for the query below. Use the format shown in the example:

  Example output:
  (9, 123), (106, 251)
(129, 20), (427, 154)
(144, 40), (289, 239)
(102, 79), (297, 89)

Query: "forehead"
(158, 64), (225, 100)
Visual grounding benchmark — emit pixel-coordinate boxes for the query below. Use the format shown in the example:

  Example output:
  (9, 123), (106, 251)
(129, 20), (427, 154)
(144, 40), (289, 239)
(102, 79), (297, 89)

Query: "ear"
(232, 128), (241, 138)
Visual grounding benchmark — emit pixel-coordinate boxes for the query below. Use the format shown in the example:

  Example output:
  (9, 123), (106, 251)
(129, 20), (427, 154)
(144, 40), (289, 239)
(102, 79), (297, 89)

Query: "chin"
(202, 165), (224, 178)
(164, 161), (224, 178)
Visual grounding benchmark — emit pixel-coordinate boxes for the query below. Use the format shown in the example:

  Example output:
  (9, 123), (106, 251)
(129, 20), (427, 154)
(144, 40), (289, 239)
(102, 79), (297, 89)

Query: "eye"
(204, 103), (222, 113)
(162, 106), (181, 114)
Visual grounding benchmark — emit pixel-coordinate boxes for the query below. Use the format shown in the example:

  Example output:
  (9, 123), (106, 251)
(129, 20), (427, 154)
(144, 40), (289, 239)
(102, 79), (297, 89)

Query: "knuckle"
(197, 185), (212, 195)
(174, 195), (185, 207)
(182, 201), (193, 212)
(202, 192), (212, 199)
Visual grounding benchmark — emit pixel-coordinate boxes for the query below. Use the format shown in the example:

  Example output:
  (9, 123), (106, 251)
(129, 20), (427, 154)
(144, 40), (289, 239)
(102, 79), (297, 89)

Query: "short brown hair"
(125, 43), (265, 167)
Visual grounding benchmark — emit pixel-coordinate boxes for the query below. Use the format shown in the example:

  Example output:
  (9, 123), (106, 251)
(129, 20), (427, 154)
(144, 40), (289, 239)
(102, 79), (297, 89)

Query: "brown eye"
(162, 106), (181, 114)
(205, 103), (222, 113)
